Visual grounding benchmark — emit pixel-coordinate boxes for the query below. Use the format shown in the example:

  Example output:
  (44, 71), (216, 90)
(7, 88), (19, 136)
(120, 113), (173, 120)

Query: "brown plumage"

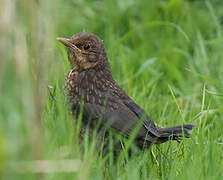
(57, 32), (194, 148)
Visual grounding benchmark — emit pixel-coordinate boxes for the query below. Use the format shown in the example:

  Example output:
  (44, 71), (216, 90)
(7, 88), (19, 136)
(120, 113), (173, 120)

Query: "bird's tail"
(155, 124), (194, 144)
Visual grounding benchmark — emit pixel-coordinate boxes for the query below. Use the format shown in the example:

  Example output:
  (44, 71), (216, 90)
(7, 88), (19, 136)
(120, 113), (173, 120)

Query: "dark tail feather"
(156, 124), (194, 144)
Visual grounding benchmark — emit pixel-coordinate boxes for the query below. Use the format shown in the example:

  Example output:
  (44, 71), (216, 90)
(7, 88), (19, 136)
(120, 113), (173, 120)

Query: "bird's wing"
(106, 79), (160, 137)
(124, 100), (160, 137)
(78, 73), (160, 138)
(83, 102), (148, 138)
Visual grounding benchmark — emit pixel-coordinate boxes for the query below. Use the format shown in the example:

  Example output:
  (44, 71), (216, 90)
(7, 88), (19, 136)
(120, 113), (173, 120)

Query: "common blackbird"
(57, 32), (194, 148)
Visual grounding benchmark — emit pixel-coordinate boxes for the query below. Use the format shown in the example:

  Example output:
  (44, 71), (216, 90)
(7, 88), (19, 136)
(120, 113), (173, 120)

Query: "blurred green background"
(0, 0), (223, 179)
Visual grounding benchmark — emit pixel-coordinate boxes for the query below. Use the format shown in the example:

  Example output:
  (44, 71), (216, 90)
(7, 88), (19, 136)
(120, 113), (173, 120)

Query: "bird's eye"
(83, 44), (90, 50)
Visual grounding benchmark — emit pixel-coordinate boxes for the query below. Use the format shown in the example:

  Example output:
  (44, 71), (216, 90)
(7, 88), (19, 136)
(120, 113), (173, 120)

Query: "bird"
(57, 32), (194, 149)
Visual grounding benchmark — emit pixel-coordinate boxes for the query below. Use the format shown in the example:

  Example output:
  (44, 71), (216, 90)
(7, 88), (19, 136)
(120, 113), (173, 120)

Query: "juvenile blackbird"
(57, 32), (194, 148)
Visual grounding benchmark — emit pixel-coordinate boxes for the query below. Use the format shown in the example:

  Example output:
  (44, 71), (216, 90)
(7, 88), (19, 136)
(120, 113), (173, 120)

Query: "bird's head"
(57, 32), (110, 71)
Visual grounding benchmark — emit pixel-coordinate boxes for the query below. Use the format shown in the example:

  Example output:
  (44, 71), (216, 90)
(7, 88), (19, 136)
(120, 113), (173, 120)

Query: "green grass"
(1, 0), (223, 179)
